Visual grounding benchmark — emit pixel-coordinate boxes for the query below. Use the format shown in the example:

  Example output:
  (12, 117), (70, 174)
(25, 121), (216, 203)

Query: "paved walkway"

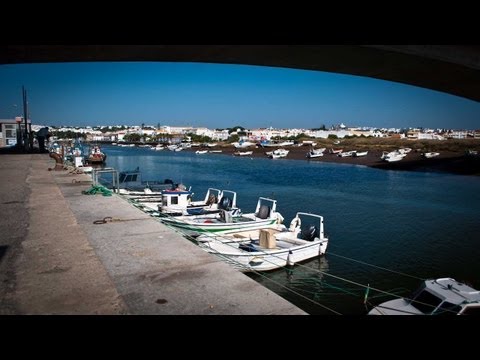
(0, 153), (306, 315)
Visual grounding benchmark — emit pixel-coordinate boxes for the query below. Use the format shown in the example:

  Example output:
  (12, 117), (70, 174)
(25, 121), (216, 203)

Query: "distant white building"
(249, 128), (272, 141)
(418, 133), (445, 140)
(371, 130), (386, 137)
(310, 130), (352, 139)
(449, 130), (467, 139)
(212, 129), (229, 141)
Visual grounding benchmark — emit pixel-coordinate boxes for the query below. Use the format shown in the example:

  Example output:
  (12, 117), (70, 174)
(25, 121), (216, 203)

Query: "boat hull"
(201, 240), (328, 272)
(160, 216), (279, 236)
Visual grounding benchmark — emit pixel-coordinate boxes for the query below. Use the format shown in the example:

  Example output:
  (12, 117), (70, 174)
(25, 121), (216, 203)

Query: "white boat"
(422, 152), (440, 158)
(306, 151), (324, 158)
(234, 151), (253, 156)
(209, 150), (222, 153)
(261, 140), (294, 147)
(338, 151), (354, 157)
(329, 148), (343, 154)
(306, 148), (325, 158)
(381, 151), (406, 162)
(276, 141), (294, 147)
(87, 145), (107, 164)
(160, 188), (236, 216)
(233, 140), (255, 148)
(197, 212), (328, 272)
(384, 154), (405, 162)
(195, 150), (208, 154)
(113, 167), (179, 195)
(160, 197), (284, 236)
(353, 151), (368, 157)
(268, 148), (289, 159)
(368, 278), (480, 315)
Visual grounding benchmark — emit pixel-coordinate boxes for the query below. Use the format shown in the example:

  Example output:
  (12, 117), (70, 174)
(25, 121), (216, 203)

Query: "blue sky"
(1, 62), (479, 129)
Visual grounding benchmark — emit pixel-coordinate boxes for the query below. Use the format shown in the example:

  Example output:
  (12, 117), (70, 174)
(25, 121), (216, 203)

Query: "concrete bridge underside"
(1, 45), (480, 102)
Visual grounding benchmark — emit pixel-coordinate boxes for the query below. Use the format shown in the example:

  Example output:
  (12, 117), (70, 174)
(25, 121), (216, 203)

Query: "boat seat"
(275, 240), (293, 249)
(278, 238), (308, 246)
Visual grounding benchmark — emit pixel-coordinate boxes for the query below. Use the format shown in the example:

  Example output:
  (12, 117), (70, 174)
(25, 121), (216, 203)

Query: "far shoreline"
(182, 145), (480, 176)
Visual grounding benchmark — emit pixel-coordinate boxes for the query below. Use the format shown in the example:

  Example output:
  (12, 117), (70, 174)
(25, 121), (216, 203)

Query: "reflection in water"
(248, 257), (337, 314)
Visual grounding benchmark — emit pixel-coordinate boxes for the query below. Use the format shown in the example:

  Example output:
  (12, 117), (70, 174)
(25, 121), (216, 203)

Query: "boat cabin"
(160, 188), (237, 216)
(117, 167), (178, 192)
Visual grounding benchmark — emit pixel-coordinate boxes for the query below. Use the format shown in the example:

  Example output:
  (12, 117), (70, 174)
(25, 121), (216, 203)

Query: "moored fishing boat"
(159, 197), (284, 236)
(197, 212), (328, 272)
(87, 145), (107, 164)
(368, 278), (480, 315)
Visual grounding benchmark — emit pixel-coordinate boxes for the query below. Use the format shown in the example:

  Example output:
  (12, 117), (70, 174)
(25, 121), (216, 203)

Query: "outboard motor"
(301, 225), (317, 241)
(256, 205), (270, 219)
(218, 196), (232, 210)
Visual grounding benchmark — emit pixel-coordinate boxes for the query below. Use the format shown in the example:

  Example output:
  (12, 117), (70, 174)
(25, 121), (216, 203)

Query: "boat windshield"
(409, 290), (443, 314)
(409, 285), (464, 315)
(119, 173), (138, 183)
(432, 301), (462, 316)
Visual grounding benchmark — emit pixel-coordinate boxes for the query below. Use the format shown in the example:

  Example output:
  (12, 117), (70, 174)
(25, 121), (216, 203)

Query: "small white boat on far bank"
(422, 152), (440, 158)
(306, 148), (326, 158)
(266, 148), (289, 159)
(234, 151), (253, 156)
(353, 150), (368, 157)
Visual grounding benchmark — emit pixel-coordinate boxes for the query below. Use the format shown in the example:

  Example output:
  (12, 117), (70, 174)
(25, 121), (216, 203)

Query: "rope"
(327, 249), (425, 280)
(205, 245), (342, 315)
(201, 236), (456, 314)
(72, 179), (92, 184)
(291, 259), (460, 315)
(245, 267), (342, 315)
(93, 216), (152, 225)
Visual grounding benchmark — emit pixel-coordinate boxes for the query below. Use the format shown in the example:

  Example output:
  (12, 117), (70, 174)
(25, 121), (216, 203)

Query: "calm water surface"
(102, 145), (480, 314)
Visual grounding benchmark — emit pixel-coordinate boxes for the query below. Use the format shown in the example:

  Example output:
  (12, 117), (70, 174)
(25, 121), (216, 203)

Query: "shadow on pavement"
(0, 245), (8, 264)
